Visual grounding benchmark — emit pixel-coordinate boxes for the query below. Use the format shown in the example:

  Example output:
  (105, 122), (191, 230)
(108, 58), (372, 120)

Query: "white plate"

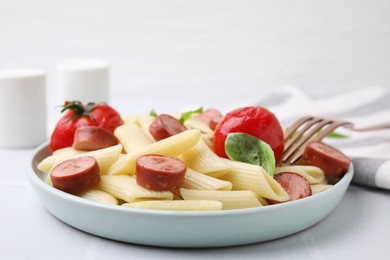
(27, 143), (353, 248)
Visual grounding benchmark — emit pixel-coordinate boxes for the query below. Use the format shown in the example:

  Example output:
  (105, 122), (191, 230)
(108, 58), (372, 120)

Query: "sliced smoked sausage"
(209, 116), (222, 130)
(268, 172), (312, 204)
(50, 156), (100, 194)
(196, 108), (222, 130)
(303, 141), (351, 179)
(72, 126), (118, 151)
(149, 114), (187, 141)
(136, 154), (186, 191)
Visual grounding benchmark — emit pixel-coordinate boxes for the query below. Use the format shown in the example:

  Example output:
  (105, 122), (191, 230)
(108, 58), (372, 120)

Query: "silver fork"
(282, 115), (390, 165)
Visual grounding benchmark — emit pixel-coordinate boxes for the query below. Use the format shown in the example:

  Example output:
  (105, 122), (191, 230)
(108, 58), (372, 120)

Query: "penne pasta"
(122, 200), (223, 211)
(180, 188), (262, 210)
(114, 123), (153, 153)
(40, 107), (342, 212)
(257, 196), (269, 206)
(78, 188), (118, 205)
(123, 113), (142, 125)
(275, 165), (325, 184)
(38, 144), (123, 175)
(201, 134), (214, 149)
(137, 114), (156, 142)
(180, 139), (229, 178)
(311, 184), (333, 195)
(46, 174), (53, 186)
(183, 168), (232, 191)
(220, 159), (289, 202)
(52, 147), (87, 156)
(108, 129), (201, 175)
(184, 118), (214, 135)
(98, 175), (173, 202)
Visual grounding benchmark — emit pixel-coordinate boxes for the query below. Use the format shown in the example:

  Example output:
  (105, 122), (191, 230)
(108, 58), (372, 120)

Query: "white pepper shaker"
(56, 59), (110, 104)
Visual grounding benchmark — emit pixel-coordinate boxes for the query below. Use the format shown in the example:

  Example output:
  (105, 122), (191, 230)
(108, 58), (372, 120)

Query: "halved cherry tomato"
(213, 106), (284, 164)
(50, 101), (123, 151)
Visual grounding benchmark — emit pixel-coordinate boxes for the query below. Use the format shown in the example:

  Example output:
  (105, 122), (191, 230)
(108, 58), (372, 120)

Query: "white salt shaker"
(56, 59), (110, 104)
(0, 69), (47, 148)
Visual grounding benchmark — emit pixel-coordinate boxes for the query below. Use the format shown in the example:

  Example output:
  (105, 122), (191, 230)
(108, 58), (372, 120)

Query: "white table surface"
(2, 97), (390, 260)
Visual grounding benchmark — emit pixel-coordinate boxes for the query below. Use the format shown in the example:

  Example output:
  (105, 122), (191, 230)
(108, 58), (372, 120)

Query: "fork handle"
(348, 123), (390, 132)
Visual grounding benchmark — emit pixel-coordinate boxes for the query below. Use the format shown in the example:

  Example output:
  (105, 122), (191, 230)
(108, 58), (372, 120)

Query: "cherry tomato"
(213, 106), (284, 164)
(50, 101), (123, 151)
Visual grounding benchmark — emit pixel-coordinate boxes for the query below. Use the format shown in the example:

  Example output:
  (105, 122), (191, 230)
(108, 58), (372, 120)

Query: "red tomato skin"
(213, 106), (284, 164)
(50, 104), (123, 152)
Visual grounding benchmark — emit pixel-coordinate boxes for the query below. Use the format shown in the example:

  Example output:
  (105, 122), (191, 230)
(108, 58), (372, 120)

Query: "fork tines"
(282, 116), (350, 165)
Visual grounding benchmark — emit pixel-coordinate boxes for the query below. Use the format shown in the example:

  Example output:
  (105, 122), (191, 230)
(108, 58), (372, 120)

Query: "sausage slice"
(136, 154), (186, 191)
(149, 114), (187, 141)
(209, 116), (222, 130)
(303, 141), (351, 179)
(73, 126), (118, 151)
(50, 156), (100, 194)
(196, 108), (222, 130)
(268, 172), (312, 204)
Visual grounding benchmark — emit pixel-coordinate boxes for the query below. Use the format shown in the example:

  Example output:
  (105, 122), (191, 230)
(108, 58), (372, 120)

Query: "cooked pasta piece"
(38, 144), (123, 175)
(201, 134), (214, 149)
(98, 175), (173, 202)
(180, 139), (229, 178)
(172, 193), (183, 200)
(184, 118), (214, 135)
(122, 200), (223, 211)
(311, 184), (333, 195)
(183, 168), (232, 191)
(108, 129), (201, 175)
(114, 123), (153, 153)
(52, 147), (87, 156)
(38, 157), (57, 172)
(220, 159), (289, 202)
(180, 188), (262, 210)
(123, 113), (142, 125)
(257, 196), (269, 206)
(137, 114), (156, 142)
(78, 188), (118, 205)
(275, 165), (325, 184)
(46, 174), (53, 186)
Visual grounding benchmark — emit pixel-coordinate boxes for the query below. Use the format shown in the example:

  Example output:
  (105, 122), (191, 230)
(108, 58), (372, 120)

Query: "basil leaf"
(326, 131), (349, 139)
(225, 132), (276, 176)
(179, 107), (203, 123)
(150, 109), (158, 118)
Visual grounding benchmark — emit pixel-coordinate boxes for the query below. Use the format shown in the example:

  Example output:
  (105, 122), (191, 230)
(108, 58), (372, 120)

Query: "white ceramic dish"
(28, 143), (353, 248)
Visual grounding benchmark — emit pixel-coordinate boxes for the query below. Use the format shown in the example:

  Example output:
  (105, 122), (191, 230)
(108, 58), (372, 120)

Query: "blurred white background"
(0, 0), (389, 112)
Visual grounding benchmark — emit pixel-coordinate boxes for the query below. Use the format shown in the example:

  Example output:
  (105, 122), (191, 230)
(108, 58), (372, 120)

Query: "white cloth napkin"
(248, 86), (390, 190)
